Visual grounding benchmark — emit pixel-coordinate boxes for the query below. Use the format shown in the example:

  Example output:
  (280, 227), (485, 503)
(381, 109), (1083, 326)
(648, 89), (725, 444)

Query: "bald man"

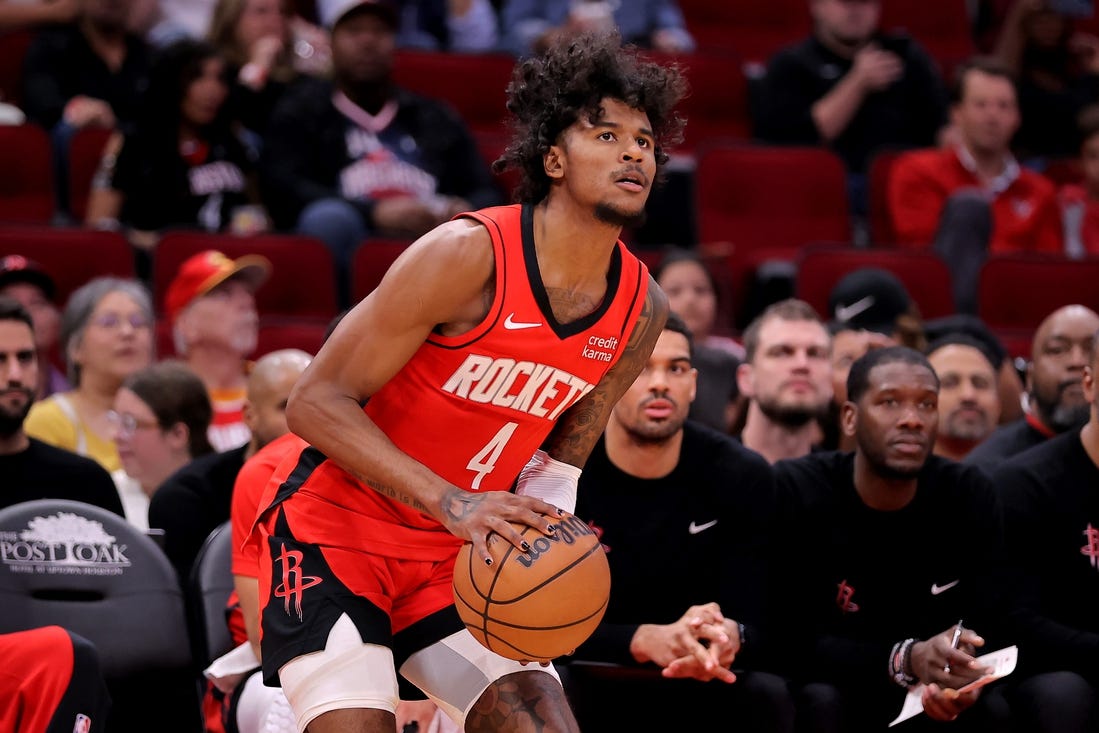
(966, 305), (1099, 474)
(149, 348), (312, 581)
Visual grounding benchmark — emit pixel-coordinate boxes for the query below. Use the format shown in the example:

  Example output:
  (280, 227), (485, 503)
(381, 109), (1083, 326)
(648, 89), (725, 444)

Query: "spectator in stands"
(773, 346), (1006, 732)
(737, 299), (832, 463)
(752, 0), (948, 217)
(111, 359), (214, 529)
(259, 0), (501, 306)
(394, 0), (499, 51)
(992, 0), (1099, 161)
(166, 249), (270, 452)
(20, 0), (153, 219)
(500, 0), (694, 58)
(0, 626), (112, 733)
(927, 332), (1003, 461)
(0, 255), (70, 400)
(24, 277), (155, 475)
(149, 348), (310, 581)
(207, 0), (306, 140)
(1059, 104), (1099, 258)
(888, 57), (1062, 313)
(85, 39), (270, 264)
(653, 248), (742, 432)
(991, 327), (1099, 733)
(967, 303), (1099, 472)
(564, 313), (794, 732)
(827, 267), (927, 350)
(0, 297), (124, 515)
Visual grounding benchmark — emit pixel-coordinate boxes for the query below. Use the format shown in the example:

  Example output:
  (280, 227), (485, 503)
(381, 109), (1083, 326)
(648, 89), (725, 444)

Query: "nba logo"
(73, 714), (92, 733)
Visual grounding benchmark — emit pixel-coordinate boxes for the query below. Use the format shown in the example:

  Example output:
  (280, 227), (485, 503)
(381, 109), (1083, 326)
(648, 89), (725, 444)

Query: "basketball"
(452, 511), (610, 662)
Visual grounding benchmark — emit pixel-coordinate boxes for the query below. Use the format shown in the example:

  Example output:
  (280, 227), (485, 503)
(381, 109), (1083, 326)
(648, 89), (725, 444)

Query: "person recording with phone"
(753, 0), (949, 219)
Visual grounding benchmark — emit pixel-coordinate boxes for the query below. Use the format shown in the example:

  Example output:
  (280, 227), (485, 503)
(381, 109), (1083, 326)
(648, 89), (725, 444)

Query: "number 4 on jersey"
(467, 422), (518, 490)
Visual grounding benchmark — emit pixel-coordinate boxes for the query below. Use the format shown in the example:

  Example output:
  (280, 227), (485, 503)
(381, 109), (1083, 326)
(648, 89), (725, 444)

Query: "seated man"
(566, 313), (794, 732)
(887, 57), (1062, 313)
(990, 327), (1099, 733)
(0, 297), (124, 516)
(773, 346), (1008, 732)
(0, 255), (69, 400)
(927, 333), (1002, 461)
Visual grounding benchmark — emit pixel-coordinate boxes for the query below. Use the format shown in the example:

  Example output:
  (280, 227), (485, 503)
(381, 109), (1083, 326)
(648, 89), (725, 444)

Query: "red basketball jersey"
(271, 204), (649, 560)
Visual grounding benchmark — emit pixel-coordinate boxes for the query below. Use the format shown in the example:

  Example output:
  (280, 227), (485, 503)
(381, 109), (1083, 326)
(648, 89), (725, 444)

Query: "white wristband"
(514, 449), (580, 515)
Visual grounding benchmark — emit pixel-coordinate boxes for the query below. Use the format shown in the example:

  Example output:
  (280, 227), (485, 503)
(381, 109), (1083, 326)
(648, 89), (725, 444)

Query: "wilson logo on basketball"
(514, 514), (595, 568)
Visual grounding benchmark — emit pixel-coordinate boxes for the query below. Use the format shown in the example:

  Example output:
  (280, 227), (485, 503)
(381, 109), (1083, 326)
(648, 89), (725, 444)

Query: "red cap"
(165, 250), (270, 324)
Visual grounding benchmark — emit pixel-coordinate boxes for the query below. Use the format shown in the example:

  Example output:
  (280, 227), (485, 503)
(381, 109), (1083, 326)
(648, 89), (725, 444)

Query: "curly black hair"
(494, 31), (688, 205)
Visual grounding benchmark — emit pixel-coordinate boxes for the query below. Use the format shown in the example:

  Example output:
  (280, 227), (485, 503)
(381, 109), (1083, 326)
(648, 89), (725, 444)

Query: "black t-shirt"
(112, 127), (257, 233)
(572, 421), (775, 668)
(772, 451), (1004, 696)
(0, 438), (124, 516)
(148, 446), (247, 582)
(995, 428), (1099, 678)
(964, 417), (1049, 475)
(753, 33), (947, 173)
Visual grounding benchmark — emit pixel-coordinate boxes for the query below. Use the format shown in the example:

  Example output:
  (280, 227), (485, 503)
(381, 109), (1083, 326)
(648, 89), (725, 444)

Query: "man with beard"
(167, 249), (270, 452)
(738, 298), (833, 463)
(772, 346), (1007, 732)
(966, 304), (1099, 473)
(988, 328), (1099, 733)
(259, 0), (501, 306)
(565, 313), (794, 732)
(0, 297), (122, 514)
(927, 333), (1001, 461)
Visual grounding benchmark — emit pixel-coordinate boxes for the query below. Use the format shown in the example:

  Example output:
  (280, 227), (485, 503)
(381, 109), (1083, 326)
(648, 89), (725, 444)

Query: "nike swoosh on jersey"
(688, 519), (718, 535)
(504, 313), (542, 330)
(931, 579), (960, 595)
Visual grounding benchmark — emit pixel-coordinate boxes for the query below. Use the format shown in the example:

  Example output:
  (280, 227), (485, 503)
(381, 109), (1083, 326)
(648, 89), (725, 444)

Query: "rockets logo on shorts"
(442, 355), (594, 420)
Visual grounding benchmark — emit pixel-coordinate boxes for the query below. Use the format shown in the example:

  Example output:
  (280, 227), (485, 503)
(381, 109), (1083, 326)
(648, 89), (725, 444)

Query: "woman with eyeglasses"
(24, 277), (155, 474)
(109, 360), (214, 530)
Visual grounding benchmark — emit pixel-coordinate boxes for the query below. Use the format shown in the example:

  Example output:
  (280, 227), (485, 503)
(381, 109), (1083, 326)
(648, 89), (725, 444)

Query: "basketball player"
(252, 29), (685, 733)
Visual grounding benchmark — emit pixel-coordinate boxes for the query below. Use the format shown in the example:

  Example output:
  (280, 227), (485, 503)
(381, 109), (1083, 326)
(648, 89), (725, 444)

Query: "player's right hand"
(439, 487), (562, 565)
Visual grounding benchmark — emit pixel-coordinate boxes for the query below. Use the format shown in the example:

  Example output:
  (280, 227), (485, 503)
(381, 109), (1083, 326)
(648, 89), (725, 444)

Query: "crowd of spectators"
(4, 1), (1099, 731)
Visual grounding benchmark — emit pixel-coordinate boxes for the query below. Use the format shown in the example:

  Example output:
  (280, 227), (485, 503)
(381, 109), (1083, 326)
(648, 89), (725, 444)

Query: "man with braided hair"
(251, 26), (686, 733)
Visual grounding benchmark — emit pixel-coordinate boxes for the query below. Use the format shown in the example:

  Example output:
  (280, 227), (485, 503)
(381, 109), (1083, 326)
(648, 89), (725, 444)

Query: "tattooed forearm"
(441, 488), (480, 524)
(542, 280), (669, 467)
(363, 479), (431, 514)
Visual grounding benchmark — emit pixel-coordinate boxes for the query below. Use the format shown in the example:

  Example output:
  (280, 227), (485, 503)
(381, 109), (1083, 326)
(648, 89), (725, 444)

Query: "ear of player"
(452, 511), (610, 663)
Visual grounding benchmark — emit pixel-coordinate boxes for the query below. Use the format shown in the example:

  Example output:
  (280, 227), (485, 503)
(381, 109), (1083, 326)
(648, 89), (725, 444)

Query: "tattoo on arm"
(364, 479), (431, 514)
(542, 281), (669, 467)
(441, 488), (480, 525)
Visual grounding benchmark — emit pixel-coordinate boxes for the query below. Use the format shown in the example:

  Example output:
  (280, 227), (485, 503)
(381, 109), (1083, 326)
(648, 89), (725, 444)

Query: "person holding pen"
(772, 346), (1008, 732)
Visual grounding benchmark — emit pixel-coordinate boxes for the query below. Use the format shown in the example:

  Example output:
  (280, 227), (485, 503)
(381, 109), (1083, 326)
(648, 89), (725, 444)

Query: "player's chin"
(594, 202), (647, 229)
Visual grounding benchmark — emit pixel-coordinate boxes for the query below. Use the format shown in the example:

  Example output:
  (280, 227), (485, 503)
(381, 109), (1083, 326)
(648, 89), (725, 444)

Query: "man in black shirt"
(966, 304), (1099, 473)
(752, 0), (947, 215)
(991, 328), (1099, 732)
(774, 346), (1006, 732)
(567, 313), (794, 732)
(0, 297), (123, 515)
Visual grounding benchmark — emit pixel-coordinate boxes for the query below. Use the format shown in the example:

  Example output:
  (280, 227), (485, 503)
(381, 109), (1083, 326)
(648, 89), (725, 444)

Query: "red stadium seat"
(867, 149), (906, 245)
(254, 318), (330, 357)
(0, 124), (54, 224)
(392, 51), (515, 139)
(0, 226), (133, 305)
(153, 232), (339, 320)
(351, 239), (413, 304)
(68, 127), (114, 224)
(794, 243), (956, 321)
(678, 0), (810, 63)
(673, 53), (752, 152)
(977, 254), (1099, 358)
